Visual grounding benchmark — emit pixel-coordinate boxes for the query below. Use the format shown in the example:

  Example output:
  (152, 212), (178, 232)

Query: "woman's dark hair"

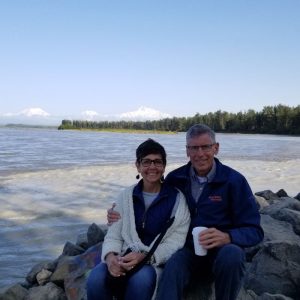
(136, 138), (167, 165)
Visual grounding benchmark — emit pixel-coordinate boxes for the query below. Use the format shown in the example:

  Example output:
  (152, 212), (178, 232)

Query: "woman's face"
(136, 153), (165, 185)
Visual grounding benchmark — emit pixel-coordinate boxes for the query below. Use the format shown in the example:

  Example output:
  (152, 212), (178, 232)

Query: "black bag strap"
(127, 215), (175, 276)
(145, 216), (175, 259)
(126, 193), (180, 275)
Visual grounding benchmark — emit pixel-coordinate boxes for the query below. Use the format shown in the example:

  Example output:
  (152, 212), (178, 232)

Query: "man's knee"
(164, 248), (193, 273)
(214, 244), (245, 271)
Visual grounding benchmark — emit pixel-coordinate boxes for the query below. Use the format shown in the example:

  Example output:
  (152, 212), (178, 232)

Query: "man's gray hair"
(186, 124), (216, 143)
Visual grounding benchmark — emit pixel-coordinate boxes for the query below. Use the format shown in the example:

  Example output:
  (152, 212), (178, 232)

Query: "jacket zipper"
(142, 212), (147, 229)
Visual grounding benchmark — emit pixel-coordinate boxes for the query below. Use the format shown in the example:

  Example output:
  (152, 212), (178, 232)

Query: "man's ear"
(214, 143), (220, 155)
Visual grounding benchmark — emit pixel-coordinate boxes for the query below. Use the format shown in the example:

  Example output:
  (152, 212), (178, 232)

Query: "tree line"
(58, 104), (300, 135)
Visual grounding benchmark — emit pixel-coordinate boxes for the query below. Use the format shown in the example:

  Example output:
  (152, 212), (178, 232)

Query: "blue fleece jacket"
(132, 180), (179, 246)
(165, 158), (264, 248)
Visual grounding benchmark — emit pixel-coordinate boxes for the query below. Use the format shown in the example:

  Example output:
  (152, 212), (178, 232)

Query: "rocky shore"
(1, 189), (300, 300)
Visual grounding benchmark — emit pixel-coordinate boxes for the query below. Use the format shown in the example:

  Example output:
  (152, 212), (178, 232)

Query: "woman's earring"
(136, 174), (140, 180)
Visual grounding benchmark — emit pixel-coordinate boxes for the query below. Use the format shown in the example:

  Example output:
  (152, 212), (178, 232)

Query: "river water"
(0, 127), (299, 287)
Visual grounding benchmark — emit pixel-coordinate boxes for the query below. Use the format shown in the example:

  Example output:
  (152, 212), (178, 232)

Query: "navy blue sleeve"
(227, 173), (264, 247)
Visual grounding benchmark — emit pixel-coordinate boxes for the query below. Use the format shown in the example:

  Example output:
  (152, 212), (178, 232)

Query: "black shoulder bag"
(106, 216), (175, 299)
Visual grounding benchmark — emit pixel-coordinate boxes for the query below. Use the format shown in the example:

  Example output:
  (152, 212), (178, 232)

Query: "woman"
(86, 138), (190, 300)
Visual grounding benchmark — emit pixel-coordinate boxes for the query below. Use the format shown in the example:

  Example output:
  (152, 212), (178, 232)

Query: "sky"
(0, 0), (299, 123)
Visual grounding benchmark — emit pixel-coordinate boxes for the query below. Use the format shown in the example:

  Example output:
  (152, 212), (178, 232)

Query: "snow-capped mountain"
(20, 108), (50, 117)
(0, 107), (58, 125)
(119, 106), (171, 120)
(81, 110), (99, 121)
(0, 106), (172, 125)
(78, 106), (171, 121)
(3, 107), (50, 117)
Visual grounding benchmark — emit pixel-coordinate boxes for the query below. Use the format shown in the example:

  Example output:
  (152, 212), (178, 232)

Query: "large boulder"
(0, 284), (28, 300)
(260, 197), (300, 235)
(26, 282), (67, 300)
(244, 241), (300, 298)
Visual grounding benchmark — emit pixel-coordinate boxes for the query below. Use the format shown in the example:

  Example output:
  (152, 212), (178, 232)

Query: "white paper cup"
(192, 226), (208, 256)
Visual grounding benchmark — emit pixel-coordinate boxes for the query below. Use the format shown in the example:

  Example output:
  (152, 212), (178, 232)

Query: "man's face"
(186, 133), (219, 176)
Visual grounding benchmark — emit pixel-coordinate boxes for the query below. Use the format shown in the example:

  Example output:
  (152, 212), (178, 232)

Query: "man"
(108, 124), (264, 300)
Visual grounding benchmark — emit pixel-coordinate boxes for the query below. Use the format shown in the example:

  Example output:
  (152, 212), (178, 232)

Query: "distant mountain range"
(0, 106), (172, 126)
(120, 106), (170, 120)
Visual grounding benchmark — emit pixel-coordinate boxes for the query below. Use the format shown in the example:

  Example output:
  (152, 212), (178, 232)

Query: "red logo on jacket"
(209, 195), (222, 202)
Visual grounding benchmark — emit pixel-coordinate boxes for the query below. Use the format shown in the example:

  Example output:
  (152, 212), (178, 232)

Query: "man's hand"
(199, 227), (231, 249)
(107, 203), (121, 225)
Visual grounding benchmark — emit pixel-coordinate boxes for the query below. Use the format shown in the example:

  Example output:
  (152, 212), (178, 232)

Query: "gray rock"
(255, 190), (280, 202)
(25, 282), (66, 300)
(87, 223), (105, 247)
(260, 214), (300, 243)
(0, 284), (28, 300)
(276, 189), (288, 198)
(275, 208), (300, 235)
(257, 293), (294, 300)
(255, 195), (270, 210)
(50, 256), (74, 284)
(261, 197), (300, 235)
(62, 241), (85, 256)
(238, 288), (258, 300)
(75, 232), (88, 249)
(294, 192), (300, 201)
(36, 269), (52, 286)
(26, 261), (54, 285)
(244, 241), (300, 299)
(237, 289), (295, 300)
(44, 261), (58, 273)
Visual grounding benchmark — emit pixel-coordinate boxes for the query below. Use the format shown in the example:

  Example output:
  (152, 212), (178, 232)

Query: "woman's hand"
(105, 253), (126, 277)
(118, 252), (146, 271)
(107, 203), (121, 225)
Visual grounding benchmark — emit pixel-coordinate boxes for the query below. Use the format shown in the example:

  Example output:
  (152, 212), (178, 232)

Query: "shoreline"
(57, 127), (177, 134)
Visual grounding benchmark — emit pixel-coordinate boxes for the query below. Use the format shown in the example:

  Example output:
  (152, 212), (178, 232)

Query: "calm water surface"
(0, 127), (299, 175)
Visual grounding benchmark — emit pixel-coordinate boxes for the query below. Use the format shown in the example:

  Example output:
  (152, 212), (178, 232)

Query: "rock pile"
(1, 189), (300, 300)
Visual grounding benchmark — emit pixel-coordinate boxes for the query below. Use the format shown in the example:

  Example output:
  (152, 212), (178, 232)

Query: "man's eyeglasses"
(140, 159), (164, 168)
(186, 144), (215, 153)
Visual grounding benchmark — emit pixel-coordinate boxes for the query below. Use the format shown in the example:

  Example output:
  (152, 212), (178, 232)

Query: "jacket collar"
(132, 179), (170, 200)
(190, 159), (216, 183)
(182, 158), (228, 184)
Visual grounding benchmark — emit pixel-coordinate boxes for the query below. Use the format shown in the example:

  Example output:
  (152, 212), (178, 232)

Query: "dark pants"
(156, 244), (245, 300)
(86, 262), (156, 300)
